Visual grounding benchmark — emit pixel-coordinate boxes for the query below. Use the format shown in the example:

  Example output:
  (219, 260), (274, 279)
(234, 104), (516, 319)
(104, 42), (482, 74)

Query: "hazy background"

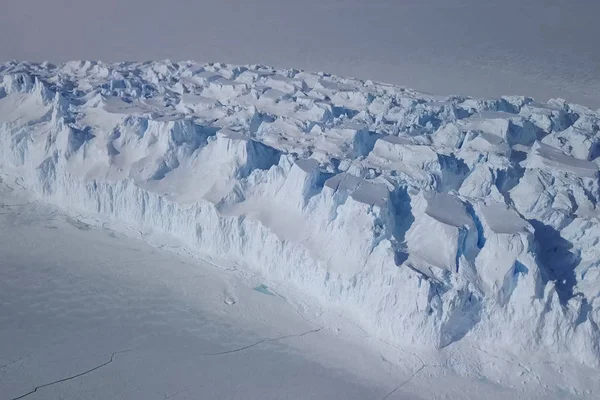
(1, 0), (599, 107)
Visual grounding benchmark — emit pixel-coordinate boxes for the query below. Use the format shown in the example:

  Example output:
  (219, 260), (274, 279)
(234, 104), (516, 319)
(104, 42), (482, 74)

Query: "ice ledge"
(1, 60), (600, 366)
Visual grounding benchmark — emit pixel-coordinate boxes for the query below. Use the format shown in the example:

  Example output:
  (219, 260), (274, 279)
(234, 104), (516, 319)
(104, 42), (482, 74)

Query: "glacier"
(1, 60), (599, 366)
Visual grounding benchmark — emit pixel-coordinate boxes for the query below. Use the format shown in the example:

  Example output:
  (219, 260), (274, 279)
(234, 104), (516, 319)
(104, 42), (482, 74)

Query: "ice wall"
(1, 61), (599, 365)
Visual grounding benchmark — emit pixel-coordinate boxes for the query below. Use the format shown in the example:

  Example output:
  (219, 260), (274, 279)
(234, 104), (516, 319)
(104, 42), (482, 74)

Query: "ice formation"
(1, 60), (599, 365)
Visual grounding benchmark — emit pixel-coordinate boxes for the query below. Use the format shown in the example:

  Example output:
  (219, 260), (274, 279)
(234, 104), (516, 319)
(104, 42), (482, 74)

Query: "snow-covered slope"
(1, 60), (599, 366)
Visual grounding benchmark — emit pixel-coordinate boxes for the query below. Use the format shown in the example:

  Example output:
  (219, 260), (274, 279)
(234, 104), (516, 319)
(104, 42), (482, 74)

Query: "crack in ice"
(8, 349), (133, 400)
(0, 353), (31, 372)
(201, 328), (322, 356)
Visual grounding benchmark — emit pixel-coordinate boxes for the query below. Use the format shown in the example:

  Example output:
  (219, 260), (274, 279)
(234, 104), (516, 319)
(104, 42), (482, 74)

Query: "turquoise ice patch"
(253, 284), (275, 296)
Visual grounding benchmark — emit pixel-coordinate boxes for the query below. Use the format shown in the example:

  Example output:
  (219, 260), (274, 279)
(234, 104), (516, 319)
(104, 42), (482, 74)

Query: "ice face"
(1, 60), (599, 365)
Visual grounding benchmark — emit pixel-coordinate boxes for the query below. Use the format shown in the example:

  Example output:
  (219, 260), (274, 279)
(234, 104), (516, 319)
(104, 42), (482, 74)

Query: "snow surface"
(3, 0), (600, 109)
(2, 175), (599, 400)
(1, 61), (600, 375)
(0, 187), (396, 400)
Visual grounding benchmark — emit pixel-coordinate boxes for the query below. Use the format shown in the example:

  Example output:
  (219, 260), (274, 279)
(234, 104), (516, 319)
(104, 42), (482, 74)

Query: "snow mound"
(1, 60), (599, 365)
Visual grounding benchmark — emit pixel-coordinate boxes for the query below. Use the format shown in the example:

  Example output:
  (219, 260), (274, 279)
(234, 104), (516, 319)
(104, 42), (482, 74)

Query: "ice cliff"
(1, 60), (599, 365)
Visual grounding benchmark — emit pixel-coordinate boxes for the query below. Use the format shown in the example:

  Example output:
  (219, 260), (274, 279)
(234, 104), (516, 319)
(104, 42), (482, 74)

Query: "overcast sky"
(1, 0), (599, 107)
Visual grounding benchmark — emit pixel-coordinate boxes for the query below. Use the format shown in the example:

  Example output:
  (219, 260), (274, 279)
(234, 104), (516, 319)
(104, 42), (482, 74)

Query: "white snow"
(1, 60), (600, 382)
(4, 185), (599, 399)
(3, 1), (600, 108)
(0, 187), (391, 400)
(526, 142), (599, 178)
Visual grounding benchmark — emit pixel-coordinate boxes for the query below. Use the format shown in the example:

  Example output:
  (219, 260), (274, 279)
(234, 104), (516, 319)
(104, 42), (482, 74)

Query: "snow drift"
(1, 60), (599, 365)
